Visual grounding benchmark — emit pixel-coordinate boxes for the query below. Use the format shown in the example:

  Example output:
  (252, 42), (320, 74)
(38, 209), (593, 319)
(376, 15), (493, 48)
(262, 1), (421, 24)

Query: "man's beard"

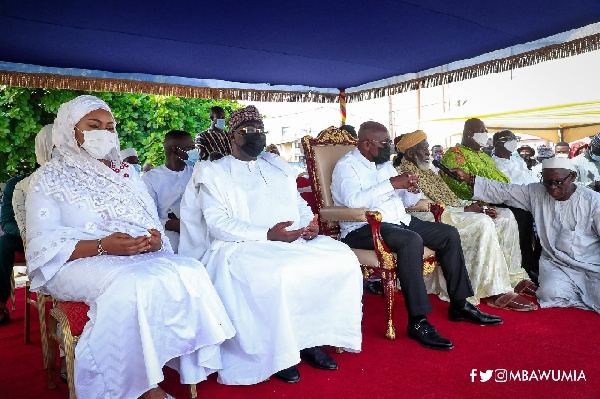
(416, 160), (430, 171)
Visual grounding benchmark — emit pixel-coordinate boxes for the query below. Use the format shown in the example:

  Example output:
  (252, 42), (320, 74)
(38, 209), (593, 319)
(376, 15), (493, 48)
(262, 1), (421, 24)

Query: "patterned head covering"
(590, 132), (600, 149)
(34, 124), (54, 165)
(396, 130), (427, 152)
(228, 105), (263, 132)
(536, 145), (554, 159)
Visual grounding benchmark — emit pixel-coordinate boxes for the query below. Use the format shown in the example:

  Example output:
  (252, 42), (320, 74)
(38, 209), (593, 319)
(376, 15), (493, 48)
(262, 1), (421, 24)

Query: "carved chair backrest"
(302, 127), (358, 235)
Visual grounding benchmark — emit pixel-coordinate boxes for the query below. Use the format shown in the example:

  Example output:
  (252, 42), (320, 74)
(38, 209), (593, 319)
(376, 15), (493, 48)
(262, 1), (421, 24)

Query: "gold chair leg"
(188, 384), (197, 399)
(382, 274), (396, 340)
(47, 310), (58, 390)
(10, 271), (16, 311)
(37, 294), (49, 369)
(24, 282), (31, 344)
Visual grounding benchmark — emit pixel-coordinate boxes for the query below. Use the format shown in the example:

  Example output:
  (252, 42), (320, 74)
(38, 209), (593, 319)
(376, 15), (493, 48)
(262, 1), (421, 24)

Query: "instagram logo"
(495, 369), (507, 382)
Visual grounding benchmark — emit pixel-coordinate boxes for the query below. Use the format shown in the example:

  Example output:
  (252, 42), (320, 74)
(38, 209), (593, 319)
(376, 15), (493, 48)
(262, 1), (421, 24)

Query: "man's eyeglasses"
(364, 139), (393, 147)
(541, 174), (571, 187)
(496, 137), (520, 143)
(235, 127), (268, 134)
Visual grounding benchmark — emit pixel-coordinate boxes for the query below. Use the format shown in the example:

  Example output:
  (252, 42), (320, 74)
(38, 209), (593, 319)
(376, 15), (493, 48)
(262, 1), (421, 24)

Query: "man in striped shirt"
(195, 106), (232, 160)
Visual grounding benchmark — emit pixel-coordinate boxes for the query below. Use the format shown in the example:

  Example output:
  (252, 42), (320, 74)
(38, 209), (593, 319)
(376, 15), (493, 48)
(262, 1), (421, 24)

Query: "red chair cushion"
(14, 251), (26, 263)
(296, 176), (319, 215)
(57, 302), (90, 336)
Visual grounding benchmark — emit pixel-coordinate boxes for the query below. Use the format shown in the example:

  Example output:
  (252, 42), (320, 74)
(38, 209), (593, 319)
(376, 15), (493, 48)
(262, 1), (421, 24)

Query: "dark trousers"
(342, 217), (473, 317)
(0, 233), (24, 303)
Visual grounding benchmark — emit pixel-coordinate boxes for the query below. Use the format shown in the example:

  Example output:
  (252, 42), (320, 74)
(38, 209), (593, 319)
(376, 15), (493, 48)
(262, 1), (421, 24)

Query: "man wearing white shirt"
(142, 130), (198, 253)
(491, 130), (541, 283)
(331, 121), (502, 352)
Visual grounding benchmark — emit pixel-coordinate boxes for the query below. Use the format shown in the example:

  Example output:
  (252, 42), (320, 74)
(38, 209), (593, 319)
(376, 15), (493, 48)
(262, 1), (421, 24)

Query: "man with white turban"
(0, 124), (54, 326)
(120, 147), (141, 174)
(452, 158), (600, 314)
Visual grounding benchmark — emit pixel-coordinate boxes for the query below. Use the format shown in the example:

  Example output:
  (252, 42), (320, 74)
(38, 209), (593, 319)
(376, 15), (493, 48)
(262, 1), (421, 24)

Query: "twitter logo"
(480, 370), (493, 382)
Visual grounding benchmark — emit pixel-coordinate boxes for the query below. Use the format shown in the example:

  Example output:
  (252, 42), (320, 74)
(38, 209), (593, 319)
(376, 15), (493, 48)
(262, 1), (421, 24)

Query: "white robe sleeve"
(331, 162), (395, 209)
(25, 181), (80, 289)
(472, 177), (534, 212)
(297, 191), (315, 228)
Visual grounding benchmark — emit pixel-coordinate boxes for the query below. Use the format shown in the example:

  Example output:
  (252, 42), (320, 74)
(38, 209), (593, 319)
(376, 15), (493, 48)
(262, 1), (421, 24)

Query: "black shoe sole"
(272, 374), (300, 383)
(448, 314), (503, 325)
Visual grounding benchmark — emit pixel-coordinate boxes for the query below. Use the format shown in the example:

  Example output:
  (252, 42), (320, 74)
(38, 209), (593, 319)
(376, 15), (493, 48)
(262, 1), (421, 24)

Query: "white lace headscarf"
(52, 95), (121, 164)
(34, 124), (54, 165)
(38, 95), (166, 238)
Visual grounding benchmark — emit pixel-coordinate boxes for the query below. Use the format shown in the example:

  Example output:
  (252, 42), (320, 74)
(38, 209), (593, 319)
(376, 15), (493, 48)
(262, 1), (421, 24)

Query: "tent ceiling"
(1, 1), (600, 100)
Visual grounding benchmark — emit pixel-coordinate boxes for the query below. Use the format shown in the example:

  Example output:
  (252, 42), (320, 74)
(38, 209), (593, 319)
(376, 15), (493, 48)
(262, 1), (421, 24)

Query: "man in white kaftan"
(179, 106), (362, 385)
(453, 157), (600, 314)
(26, 96), (235, 399)
(143, 130), (197, 253)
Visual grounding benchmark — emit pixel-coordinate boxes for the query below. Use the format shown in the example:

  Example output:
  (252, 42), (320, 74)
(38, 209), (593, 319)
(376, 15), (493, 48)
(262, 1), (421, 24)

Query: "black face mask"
(240, 133), (266, 157)
(372, 146), (391, 165)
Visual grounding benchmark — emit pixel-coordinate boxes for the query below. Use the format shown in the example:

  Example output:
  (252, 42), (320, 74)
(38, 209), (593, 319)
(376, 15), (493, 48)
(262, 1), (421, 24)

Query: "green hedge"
(0, 86), (242, 181)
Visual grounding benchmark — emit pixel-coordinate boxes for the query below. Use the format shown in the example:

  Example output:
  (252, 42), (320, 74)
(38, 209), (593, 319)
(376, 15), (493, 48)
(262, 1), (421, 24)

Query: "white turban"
(120, 148), (138, 159)
(34, 124), (54, 165)
(542, 157), (575, 171)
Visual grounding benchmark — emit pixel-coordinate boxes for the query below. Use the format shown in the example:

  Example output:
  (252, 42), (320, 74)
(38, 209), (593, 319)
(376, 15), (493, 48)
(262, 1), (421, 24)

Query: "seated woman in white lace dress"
(25, 95), (235, 399)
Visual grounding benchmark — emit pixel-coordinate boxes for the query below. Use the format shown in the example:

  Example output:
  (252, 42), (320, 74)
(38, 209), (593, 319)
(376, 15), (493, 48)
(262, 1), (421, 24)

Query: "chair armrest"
(405, 199), (431, 212)
(319, 206), (369, 222)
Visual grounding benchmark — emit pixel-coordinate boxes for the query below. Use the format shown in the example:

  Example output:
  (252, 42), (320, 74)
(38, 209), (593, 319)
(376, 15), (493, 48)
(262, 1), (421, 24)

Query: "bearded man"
(397, 130), (536, 311)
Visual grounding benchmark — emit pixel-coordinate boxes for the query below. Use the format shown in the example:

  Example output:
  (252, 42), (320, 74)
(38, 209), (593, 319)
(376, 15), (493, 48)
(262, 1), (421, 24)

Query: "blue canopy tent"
(1, 0), (600, 103)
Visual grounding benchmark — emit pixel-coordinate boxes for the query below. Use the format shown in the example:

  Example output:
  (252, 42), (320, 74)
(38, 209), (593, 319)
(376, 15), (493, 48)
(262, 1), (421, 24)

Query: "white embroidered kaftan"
(473, 177), (600, 313)
(142, 164), (194, 253)
(179, 154), (363, 385)
(25, 95), (235, 399)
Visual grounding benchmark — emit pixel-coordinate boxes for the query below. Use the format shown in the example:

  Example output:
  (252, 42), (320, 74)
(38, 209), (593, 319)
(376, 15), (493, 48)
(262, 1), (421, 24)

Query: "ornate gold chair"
(47, 301), (199, 399)
(302, 127), (438, 340)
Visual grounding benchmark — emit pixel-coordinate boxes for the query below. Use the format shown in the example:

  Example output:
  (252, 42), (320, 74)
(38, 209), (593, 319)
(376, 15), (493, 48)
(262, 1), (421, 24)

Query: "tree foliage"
(0, 86), (242, 181)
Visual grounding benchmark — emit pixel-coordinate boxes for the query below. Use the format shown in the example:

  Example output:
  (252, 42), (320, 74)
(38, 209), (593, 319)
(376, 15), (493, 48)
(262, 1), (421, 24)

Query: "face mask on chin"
(372, 146), (391, 165)
(472, 132), (489, 147)
(590, 153), (600, 162)
(132, 163), (142, 174)
(239, 133), (266, 158)
(78, 128), (118, 160)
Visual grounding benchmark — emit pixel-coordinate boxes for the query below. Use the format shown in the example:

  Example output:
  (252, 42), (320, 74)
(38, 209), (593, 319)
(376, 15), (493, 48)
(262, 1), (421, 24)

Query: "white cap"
(120, 148), (138, 159)
(542, 157), (575, 171)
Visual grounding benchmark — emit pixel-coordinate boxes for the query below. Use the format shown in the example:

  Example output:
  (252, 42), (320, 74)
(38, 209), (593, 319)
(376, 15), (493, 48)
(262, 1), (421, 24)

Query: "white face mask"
(555, 153), (569, 159)
(503, 140), (518, 153)
(78, 128), (119, 160)
(472, 132), (489, 147)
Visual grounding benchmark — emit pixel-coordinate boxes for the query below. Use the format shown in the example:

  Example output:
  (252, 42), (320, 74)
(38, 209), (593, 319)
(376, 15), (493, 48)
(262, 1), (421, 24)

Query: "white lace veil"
(52, 95), (121, 164)
(40, 95), (165, 236)
(34, 124), (54, 165)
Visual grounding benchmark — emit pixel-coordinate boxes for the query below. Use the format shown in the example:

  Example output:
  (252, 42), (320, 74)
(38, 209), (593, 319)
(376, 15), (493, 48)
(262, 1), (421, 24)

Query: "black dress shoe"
(407, 319), (454, 351)
(448, 302), (503, 325)
(364, 280), (383, 296)
(300, 347), (338, 370)
(273, 365), (300, 383)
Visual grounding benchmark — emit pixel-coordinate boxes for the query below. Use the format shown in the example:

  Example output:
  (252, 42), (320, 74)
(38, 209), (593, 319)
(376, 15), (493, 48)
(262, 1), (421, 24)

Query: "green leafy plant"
(0, 86), (242, 181)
